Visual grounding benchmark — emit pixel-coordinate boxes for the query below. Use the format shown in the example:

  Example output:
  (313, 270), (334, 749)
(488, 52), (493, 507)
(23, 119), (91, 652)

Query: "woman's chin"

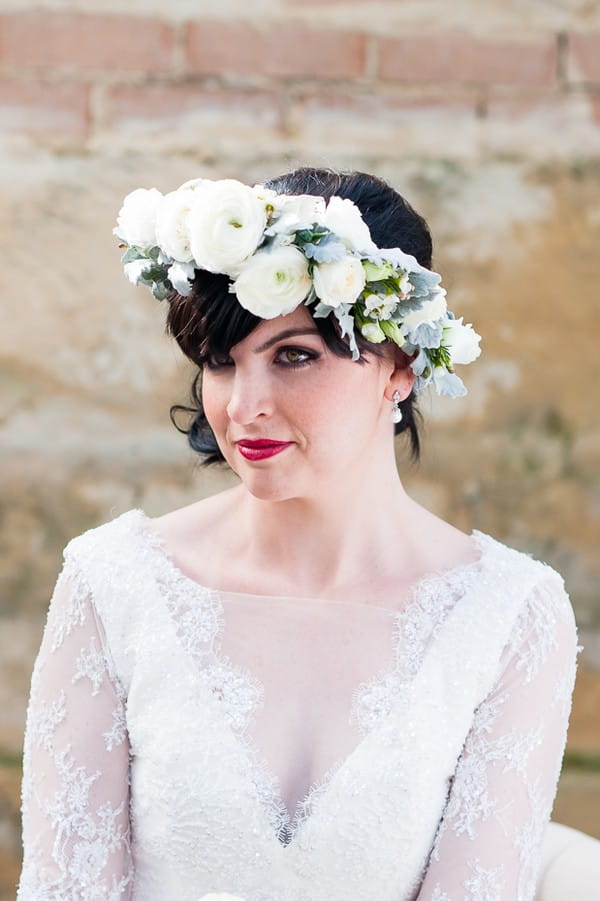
(236, 471), (302, 504)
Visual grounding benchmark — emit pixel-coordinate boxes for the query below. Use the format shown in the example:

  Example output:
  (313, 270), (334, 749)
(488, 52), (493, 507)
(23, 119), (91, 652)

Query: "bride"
(18, 168), (583, 899)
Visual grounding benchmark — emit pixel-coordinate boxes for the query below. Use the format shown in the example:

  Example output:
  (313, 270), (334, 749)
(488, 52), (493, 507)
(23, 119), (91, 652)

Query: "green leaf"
(121, 246), (143, 265)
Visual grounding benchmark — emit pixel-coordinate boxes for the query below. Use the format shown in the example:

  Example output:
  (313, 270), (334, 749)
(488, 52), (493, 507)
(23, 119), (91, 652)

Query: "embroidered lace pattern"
(350, 547), (487, 736)
(148, 535), (292, 843)
(18, 510), (579, 901)
(144, 521), (493, 847)
(18, 563), (133, 900)
(421, 576), (580, 901)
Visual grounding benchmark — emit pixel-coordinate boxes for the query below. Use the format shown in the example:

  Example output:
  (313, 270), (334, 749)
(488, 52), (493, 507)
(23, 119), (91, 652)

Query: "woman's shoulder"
(65, 507), (148, 559)
(475, 530), (577, 641)
(475, 529), (567, 589)
(65, 489), (235, 558)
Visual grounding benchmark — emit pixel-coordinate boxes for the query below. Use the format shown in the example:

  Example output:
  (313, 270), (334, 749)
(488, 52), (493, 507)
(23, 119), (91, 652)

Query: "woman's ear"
(383, 346), (416, 403)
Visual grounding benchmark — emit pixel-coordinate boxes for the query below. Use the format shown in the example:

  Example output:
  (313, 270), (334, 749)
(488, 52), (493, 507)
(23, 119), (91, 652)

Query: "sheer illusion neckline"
(129, 508), (494, 846)
(135, 508), (490, 614)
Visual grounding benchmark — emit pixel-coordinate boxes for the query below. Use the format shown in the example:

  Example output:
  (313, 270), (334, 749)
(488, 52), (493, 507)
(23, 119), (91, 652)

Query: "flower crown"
(114, 177), (481, 396)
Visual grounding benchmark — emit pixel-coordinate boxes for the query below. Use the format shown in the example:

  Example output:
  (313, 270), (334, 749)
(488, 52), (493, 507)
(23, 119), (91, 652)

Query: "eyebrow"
(253, 328), (321, 354)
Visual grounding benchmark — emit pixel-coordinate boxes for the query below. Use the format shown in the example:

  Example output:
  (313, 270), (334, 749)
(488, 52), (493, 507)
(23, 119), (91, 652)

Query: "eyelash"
(204, 346), (319, 371)
(274, 346), (318, 368)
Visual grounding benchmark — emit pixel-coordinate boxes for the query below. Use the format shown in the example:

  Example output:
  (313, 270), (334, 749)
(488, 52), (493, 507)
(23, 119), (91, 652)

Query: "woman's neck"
(227, 464), (421, 599)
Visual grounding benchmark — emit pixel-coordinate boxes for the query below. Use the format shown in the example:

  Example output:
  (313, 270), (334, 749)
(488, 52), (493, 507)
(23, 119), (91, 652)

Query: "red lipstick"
(236, 439), (293, 461)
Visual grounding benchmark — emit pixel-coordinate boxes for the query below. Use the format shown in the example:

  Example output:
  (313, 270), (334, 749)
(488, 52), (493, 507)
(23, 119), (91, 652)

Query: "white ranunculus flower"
(252, 183), (279, 205)
(313, 256), (366, 308)
(114, 187), (163, 249)
(233, 245), (311, 318)
(323, 196), (377, 254)
(155, 188), (197, 262)
(188, 179), (268, 277)
(400, 288), (447, 332)
(178, 177), (206, 191)
(268, 193), (327, 235)
(442, 316), (482, 365)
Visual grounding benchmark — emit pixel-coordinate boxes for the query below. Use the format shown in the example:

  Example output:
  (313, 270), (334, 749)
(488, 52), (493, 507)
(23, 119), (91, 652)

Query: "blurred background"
(1, 0), (599, 895)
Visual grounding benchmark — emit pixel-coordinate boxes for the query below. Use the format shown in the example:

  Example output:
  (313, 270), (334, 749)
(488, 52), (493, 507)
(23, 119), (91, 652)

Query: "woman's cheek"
(201, 376), (226, 431)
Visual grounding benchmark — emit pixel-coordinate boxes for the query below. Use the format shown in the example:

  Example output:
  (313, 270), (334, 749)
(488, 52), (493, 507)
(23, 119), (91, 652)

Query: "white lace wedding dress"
(17, 509), (579, 900)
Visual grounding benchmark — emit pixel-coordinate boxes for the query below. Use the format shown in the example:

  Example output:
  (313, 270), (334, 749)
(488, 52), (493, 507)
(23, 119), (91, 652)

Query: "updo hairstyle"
(167, 168), (433, 464)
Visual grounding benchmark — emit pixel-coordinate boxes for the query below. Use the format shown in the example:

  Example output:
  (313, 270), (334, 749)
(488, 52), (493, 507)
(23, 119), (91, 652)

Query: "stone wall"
(1, 1), (600, 894)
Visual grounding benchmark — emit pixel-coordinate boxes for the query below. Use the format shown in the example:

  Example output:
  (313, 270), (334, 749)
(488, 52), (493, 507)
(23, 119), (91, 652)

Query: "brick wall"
(1, 6), (600, 157)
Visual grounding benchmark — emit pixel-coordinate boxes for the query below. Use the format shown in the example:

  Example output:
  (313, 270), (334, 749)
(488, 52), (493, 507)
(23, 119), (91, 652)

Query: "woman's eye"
(276, 347), (316, 367)
(205, 354), (234, 370)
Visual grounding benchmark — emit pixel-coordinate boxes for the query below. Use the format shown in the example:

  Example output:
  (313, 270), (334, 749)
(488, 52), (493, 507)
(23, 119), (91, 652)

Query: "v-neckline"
(130, 509), (491, 848)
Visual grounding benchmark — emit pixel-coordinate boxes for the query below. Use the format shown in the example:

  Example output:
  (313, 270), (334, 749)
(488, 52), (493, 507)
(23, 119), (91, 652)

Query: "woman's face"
(201, 305), (410, 503)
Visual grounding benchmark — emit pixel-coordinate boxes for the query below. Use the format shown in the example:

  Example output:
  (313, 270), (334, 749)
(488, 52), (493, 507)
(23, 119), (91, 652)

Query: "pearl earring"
(391, 390), (403, 423)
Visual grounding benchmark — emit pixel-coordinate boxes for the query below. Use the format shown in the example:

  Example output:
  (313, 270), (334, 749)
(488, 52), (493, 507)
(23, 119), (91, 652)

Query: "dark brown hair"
(167, 168), (433, 464)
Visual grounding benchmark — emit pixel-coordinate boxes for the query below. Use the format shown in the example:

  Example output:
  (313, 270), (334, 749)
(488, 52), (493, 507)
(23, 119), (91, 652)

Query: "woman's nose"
(226, 369), (274, 425)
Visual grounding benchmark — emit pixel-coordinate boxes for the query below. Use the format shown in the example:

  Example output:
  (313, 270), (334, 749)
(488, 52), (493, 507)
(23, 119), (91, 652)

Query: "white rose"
(114, 187), (163, 249)
(313, 256), (366, 309)
(323, 196), (377, 254)
(442, 316), (482, 365)
(400, 288), (447, 331)
(188, 179), (268, 277)
(233, 245), (311, 318)
(268, 193), (327, 235)
(155, 188), (197, 262)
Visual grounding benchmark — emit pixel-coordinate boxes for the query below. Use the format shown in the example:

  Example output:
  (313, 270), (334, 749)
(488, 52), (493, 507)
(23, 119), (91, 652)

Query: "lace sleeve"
(416, 571), (579, 901)
(17, 560), (134, 900)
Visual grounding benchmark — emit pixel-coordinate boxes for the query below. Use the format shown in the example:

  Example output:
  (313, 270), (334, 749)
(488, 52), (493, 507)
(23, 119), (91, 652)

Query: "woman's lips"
(236, 439), (293, 461)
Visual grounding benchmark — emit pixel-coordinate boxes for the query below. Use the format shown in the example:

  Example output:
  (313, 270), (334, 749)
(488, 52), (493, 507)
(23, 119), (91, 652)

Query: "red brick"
(0, 12), (174, 72)
(108, 83), (283, 135)
(186, 21), (367, 79)
(379, 32), (558, 86)
(568, 33), (600, 84)
(0, 80), (89, 140)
